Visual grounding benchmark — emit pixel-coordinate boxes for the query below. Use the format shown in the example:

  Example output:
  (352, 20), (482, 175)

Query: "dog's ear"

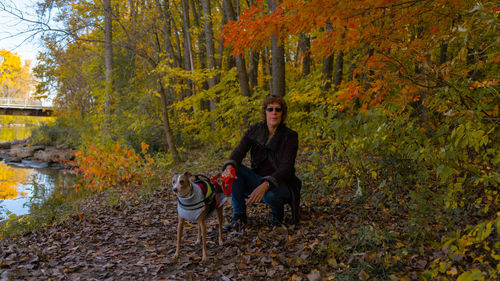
(183, 171), (192, 178)
(172, 173), (179, 183)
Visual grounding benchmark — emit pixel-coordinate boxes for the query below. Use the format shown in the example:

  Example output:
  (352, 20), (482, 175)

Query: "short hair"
(261, 94), (287, 124)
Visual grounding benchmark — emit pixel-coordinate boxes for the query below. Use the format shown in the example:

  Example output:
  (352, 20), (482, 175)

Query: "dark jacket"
(223, 122), (302, 223)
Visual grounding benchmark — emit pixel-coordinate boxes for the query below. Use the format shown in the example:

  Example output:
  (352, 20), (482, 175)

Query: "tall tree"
(267, 0), (285, 96)
(156, 0), (181, 68)
(298, 33), (311, 76)
(223, 0), (251, 97)
(201, 0), (217, 88)
(181, 0), (195, 98)
(103, 0), (114, 126)
(321, 22), (334, 91)
(201, 0), (219, 114)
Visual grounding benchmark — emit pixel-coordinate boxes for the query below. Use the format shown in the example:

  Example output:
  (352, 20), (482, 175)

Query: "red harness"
(211, 167), (236, 196)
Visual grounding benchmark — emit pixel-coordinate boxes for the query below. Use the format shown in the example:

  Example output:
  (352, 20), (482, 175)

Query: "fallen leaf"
(447, 267), (458, 276)
(307, 270), (322, 281)
(358, 270), (370, 281)
(327, 257), (338, 267)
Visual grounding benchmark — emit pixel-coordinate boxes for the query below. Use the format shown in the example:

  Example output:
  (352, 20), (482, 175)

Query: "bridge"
(0, 97), (53, 116)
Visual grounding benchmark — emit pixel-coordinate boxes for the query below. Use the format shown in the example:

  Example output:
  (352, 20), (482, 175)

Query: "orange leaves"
(140, 142), (149, 153)
(72, 142), (155, 192)
(222, 4), (286, 55)
(469, 79), (499, 90)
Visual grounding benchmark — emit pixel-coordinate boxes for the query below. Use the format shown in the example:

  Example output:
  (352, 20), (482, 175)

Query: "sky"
(0, 0), (42, 67)
(0, 0), (55, 105)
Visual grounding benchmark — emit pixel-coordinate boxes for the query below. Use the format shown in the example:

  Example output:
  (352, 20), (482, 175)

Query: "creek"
(0, 126), (75, 221)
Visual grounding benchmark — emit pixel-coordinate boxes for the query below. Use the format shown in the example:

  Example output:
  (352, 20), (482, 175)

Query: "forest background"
(1, 0), (498, 279)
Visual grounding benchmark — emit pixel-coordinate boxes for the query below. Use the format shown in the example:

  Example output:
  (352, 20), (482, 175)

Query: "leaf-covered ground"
(0, 181), (441, 280)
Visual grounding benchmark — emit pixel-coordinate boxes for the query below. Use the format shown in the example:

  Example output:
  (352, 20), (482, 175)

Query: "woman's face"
(265, 102), (283, 128)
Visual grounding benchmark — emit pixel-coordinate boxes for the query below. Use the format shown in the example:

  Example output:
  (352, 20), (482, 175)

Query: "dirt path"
(1, 188), (339, 280)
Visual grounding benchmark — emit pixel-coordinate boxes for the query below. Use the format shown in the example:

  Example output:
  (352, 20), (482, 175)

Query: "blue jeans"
(231, 165), (291, 219)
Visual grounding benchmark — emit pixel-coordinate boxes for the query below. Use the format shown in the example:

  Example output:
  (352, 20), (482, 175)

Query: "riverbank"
(0, 148), (497, 280)
(0, 139), (74, 169)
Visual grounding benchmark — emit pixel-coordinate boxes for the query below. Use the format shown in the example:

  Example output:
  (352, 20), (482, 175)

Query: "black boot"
(269, 213), (283, 227)
(223, 213), (247, 232)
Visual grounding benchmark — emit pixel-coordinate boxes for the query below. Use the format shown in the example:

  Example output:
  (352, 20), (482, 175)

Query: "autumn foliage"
(24, 0), (499, 278)
(73, 142), (155, 192)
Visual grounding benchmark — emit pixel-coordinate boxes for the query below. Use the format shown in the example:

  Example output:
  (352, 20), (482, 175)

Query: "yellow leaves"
(457, 269), (484, 281)
(327, 256), (338, 267)
(0, 49), (35, 98)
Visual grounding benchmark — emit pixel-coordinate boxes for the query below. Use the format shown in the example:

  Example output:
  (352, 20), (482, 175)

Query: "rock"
(9, 145), (45, 160)
(33, 148), (74, 163)
(11, 139), (29, 146)
(0, 141), (11, 149)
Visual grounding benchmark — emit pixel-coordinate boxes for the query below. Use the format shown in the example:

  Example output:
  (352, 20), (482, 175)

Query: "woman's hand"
(222, 165), (237, 179)
(247, 181), (270, 205)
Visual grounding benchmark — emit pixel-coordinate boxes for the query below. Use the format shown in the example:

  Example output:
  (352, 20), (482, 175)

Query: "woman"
(222, 95), (301, 231)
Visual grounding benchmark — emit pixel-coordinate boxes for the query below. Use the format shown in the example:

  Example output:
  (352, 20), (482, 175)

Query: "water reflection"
(0, 163), (75, 220)
(0, 126), (31, 143)
(0, 125), (75, 221)
(0, 161), (32, 199)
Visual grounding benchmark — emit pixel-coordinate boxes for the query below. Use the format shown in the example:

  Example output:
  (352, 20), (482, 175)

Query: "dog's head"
(172, 171), (193, 197)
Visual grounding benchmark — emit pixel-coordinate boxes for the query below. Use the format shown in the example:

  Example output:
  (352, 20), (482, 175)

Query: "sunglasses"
(266, 107), (282, 112)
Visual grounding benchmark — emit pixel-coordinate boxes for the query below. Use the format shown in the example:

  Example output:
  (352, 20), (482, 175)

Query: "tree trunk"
(168, 8), (183, 68)
(439, 40), (448, 65)
(268, 0), (285, 97)
(333, 50), (343, 90)
(321, 22), (334, 91)
(263, 46), (272, 91)
(247, 0), (259, 89)
(181, 0), (195, 98)
(248, 48), (259, 89)
(148, 21), (180, 161)
(223, 0), (250, 97)
(216, 8), (225, 76)
(103, 0), (113, 127)
(192, 0), (207, 73)
(201, 0), (216, 88)
(158, 80), (181, 162)
(157, 0), (181, 68)
(298, 33), (311, 76)
(193, 0), (210, 111)
(201, 0), (218, 114)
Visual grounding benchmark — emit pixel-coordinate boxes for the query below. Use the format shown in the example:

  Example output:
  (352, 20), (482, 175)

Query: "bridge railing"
(0, 97), (45, 109)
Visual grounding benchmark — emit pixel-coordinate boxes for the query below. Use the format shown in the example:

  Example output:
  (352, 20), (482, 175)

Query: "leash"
(211, 167), (236, 196)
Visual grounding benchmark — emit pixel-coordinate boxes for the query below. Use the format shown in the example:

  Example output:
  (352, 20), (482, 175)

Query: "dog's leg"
(173, 216), (184, 259)
(216, 207), (223, 246)
(197, 215), (208, 261)
(196, 224), (201, 244)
